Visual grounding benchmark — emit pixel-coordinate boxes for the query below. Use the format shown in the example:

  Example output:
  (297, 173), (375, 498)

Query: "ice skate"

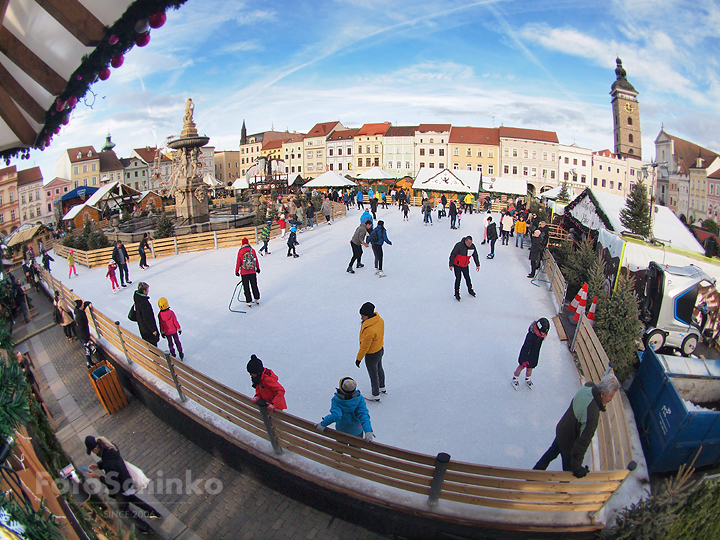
(347, 266), (355, 274)
(375, 269), (380, 275)
(468, 289), (476, 297)
(525, 378), (533, 389)
(378, 271), (386, 277)
(246, 302), (252, 307)
(255, 299), (260, 305)
(365, 395), (381, 402)
(293, 254), (299, 258)
(379, 387), (387, 394)
(455, 291), (461, 301)
(511, 377), (519, 390)
(357, 263), (364, 268)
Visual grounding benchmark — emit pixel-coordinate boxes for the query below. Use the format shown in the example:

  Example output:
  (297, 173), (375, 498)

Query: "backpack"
(368, 228), (380, 244)
(241, 249), (256, 271)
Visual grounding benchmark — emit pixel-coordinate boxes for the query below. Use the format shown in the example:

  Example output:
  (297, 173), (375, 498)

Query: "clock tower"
(610, 57), (642, 160)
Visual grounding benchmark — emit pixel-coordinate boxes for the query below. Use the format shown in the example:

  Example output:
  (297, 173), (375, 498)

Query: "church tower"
(610, 57), (642, 160)
(240, 120), (247, 146)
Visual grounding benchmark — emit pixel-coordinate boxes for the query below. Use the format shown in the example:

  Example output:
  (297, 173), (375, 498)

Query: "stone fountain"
(167, 98), (210, 224)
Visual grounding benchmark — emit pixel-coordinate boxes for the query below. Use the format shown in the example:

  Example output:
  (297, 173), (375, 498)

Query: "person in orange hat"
(235, 238), (261, 307)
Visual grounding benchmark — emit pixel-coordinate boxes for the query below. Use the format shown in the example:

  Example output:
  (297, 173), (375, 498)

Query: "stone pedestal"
(174, 181), (209, 224)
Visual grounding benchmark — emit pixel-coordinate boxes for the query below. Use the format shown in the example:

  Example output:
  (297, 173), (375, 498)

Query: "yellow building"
(303, 121), (346, 178)
(54, 146), (101, 189)
(0, 165), (20, 236)
(448, 127), (500, 177)
(354, 122), (391, 175)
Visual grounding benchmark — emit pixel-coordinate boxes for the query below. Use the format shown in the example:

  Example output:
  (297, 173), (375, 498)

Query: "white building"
(498, 127), (559, 195)
(17, 167), (44, 225)
(384, 126), (417, 178)
(557, 143), (592, 198)
(414, 124), (451, 175)
(326, 128), (358, 174)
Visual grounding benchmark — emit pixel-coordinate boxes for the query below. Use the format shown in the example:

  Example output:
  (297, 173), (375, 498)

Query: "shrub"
(701, 219), (719, 236)
(154, 212), (175, 239)
(561, 238), (597, 301)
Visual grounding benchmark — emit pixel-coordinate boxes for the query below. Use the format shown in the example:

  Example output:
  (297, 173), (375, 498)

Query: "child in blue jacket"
(316, 377), (375, 442)
(368, 220), (392, 277)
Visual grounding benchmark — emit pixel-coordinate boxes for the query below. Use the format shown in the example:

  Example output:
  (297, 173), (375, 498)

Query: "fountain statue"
(166, 98), (210, 224)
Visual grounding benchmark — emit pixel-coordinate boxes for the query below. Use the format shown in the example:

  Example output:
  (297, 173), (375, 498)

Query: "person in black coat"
(528, 229), (544, 278)
(85, 435), (160, 533)
(449, 236), (480, 301)
(484, 216), (498, 259)
(112, 240), (132, 287)
(134, 282), (159, 346)
(74, 299), (96, 368)
(370, 195), (378, 220)
(138, 233), (150, 269)
(448, 200), (458, 229)
(511, 318), (549, 389)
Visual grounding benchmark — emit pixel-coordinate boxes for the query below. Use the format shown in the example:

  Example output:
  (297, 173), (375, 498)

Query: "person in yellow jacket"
(355, 302), (385, 402)
(515, 214), (528, 248)
(463, 193), (475, 214)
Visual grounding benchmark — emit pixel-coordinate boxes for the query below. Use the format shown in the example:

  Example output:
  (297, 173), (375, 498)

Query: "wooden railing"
(544, 249), (568, 312)
(38, 256), (631, 527)
(570, 313), (634, 472)
(52, 203), (347, 268)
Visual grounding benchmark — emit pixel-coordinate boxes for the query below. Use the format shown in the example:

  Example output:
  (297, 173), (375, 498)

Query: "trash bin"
(628, 347), (720, 473)
(87, 360), (128, 414)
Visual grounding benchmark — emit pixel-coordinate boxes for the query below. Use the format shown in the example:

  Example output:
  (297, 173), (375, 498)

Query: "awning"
(412, 169), (478, 193)
(304, 171), (356, 188)
(355, 167), (395, 180)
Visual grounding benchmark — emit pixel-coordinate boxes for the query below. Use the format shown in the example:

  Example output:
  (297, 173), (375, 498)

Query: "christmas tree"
(557, 181), (571, 203)
(154, 212), (175, 239)
(619, 180), (651, 237)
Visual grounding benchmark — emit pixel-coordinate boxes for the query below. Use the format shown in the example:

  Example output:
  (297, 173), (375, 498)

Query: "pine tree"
(557, 181), (571, 203)
(620, 180), (651, 237)
(254, 202), (268, 225)
(594, 273), (643, 381)
(154, 212), (175, 239)
(561, 238), (597, 302)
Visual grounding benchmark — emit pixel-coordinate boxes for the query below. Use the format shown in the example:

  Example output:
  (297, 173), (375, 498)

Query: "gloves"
(315, 423), (326, 432)
(257, 269), (261, 274)
(161, 334), (166, 339)
(267, 404), (275, 412)
(573, 466), (589, 479)
(251, 396), (260, 403)
(235, 271), (239, 277)
(355, 359), (361, 368)
(363, 431), (376, 443)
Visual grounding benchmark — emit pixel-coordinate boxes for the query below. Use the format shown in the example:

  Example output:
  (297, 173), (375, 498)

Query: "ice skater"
(106, 260), (120, 293)
(512, 318), (549, 390)
(42, 251), (54, 272)
(484, 216), (498, 259)
(247, 354), (287, 411)
(157, 297), (184, 360)
(235, 238), (261, 307)
(355, 302), (385, 402)
(67, 249), (78, 278)
(287, 226), (299, 258)
(368, 220), (391, 277)
(259, 221), (272, 256)
(347, 221), (372, 274)
(138, 233), (150, 269)
(316, 377), (375, 442)
(449, 236), (480, 301)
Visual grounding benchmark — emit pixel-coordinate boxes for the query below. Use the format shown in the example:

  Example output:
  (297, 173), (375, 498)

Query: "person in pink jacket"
(157, 297), (183, 360)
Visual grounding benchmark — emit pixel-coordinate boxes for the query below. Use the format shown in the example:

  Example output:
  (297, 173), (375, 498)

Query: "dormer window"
(88, 150), (93, 157)
(76, 151), (82, 159)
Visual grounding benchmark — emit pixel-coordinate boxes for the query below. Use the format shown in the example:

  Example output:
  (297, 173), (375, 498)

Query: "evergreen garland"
(563, 188), (614, 233)
(620, 180), (651, 237)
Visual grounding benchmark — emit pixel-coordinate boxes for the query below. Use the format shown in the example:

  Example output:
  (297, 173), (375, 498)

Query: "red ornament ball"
(76, 74), (83, 81)
(110, 54), (124, 68)
(53, 126), (61, 135)
(149, 12), (166, 28)
(108, 34), (119, 45)
(135, 32), (151, 47)
(55, 99), (65, 111)
(99, 67), (111, 80)
(66, 96), (78, 108)
(62, 114), (70, 125)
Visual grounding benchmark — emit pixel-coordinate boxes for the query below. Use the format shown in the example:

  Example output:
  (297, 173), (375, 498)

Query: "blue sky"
(28, 0), (720, 182)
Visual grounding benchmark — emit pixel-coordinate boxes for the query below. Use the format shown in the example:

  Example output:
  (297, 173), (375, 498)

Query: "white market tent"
(232, 177), (249, 190)
(203, 173), (222, 187)
(412, 169), (479, 193)
(566, 188), (704, 255)
(354, 167), (395, 180)
(304, 170), (356, 188)
(480, 175), (528, 195)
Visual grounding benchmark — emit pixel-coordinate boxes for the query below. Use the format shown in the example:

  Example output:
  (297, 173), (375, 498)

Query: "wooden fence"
(38, 258), (632, 528)
(544, 249), (568, 312)
(52, 203), (347, 268)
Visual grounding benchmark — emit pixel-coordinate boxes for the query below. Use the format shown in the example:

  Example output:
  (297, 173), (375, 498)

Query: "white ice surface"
(51, 204), (650, 525)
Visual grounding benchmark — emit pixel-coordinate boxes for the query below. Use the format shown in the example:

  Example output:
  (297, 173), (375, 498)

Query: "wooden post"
(428, 452), (451, 506)
(163, 351), (186, 402)
(254, 225), (259, 244)
(114, 322), (132, 365)
(213, 231), (218, 250)
(149, 240), (155, 260)
(84, 250), (89, 268)
(87, 305), (99, 338)
(571, 311), (585, 352)
(257, 401), (283, 455)
(173, 236), (178, 255)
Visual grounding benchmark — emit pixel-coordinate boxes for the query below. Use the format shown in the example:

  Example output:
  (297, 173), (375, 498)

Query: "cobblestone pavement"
(16, 276), (388, 540)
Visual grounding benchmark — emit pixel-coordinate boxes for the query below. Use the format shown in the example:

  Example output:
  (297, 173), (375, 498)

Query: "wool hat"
(85, 435), (97, 455)
(241, 237), (249, 246)
(339, 377), (357, 395)
(74, 299), (83, 309)
(247, 354), (263, 374)
(359, 302), (375, 317)
(536, 318), (550, 334)
(377, 220), (384, 227)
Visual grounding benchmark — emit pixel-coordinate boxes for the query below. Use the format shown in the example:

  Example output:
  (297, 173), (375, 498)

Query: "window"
(524, 150), (529, 159)
(135, 171), (138, 177)
(550, 171), (555, 179)
(599, 165), (603, 171)
(439, 149), (444, 157)
(307, 151), (313, 159)
(374, 158), (379, 166)
(338, 148), (343, 156)
(74, 180), (79, 188)
(82, 164), (88, 173)
(92, 163), (96, 171)
(429, 138), (434, 143)
(329, 164), (333, 171)
(21, 195), (25, 204)
(512, 149), (518, 157)
(420, 148), (425, 156)
(581, 175), (586, 183)
(396, 162), (401, 169)
(358, 146), (362, 154)
(512, 166), (518, 175)
(316, 150), (322, 158)
(478, 164), (483, 173)
(429, 163), (435, 168)
(347, 147), (352, 155)
(454, 147), (460, 156)
(9, 192), (13, 202)
(420, 162), (425, 168)
(504, 165), (509, 174)
(488, 149), (494, 158)
(564, 172), (569, 181)
(47, 203), (51, 212)
(453, 163), (459, 170)
(466, 164), (472, 171)
(618, 182), (622, 191)
(564, 157), (569, 164)
(22, 212), (26, 221)
(602, 179), (607, 187)
(329, 149), (333, 157)
(466, 148), (471, 157)
(366, 145), (370, 153)
(73, 166), (79, 175)
(47, 191), (51, 197)
(532, 151), (537, 159)
(405, 162), (410, 169)
(629, 134), (634, 143)
(543, 152), (548, 161)
(317, 162), (322, 170)
(593, 177), (598, 185)
(628, 117), (633, 125)
(429, 149), (435, 155)
(439, 163), (444, 169)
(504, 148), (509, 157)
(617, 168), (620, 174)
(366, 158), (371, 167)
(610, 181), (615, 189)
(10, 210), (15, 220)
(374, 145), (379, 153)
(338, 163), (343, 171)
(542, 169), (547, 178)
(488, 165), (494, 174)
(523, 166), (528, 176)
(308, 164), (314, 171)
(358, 158), (363, 167)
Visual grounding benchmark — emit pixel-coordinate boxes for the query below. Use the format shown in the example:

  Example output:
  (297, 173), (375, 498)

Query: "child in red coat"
(157, 297), (184, 360)
(106, 260), (119, 293)
(246, 354), (287, 411)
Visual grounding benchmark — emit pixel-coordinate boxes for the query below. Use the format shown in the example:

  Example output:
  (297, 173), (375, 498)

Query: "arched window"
(629, 149), (635, 155)
(629, 134), (634, 143)
(628, 116), (633, 125)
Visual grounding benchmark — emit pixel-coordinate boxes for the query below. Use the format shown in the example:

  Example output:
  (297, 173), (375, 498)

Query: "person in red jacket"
(449, 236), (480, 301)
(235, 237), (261, 307)
(157, 297), (183, 360)
(246, 355), (287, 411)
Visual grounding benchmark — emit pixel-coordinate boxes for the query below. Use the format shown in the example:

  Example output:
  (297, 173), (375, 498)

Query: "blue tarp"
(61, 186), (98, 201)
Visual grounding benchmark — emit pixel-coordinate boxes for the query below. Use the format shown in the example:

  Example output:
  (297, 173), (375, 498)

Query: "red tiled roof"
(356, 122), (391, 137)
(449, 126), (499, 145)
(306, 122), (341, 138)
(16, 166), (42, 186)
(664, 131), (719, 175)
(417, 124), (451, 133)
(68, 146), (99, 163)
(0, 165), (16, 177)
(99, 150), (124, 171)
(498, 127), (559, 143)
(263, 139), (284, 150)
(328, 128), (359, 141)
(593, 149), (616, 158)
(385, 126), (418, 137)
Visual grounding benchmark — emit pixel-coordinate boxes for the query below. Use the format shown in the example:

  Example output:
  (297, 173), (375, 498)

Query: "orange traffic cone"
(587, 296), (597, 324)
(567, 283), (588, 313)
(572, 286), (588, 324)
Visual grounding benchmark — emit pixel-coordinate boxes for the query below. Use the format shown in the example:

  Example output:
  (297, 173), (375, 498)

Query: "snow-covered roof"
(204, 173), (222, 187)
(304, 171), (356, 188)
(354, 167), (395, 180)
(480, 175), (527, 195)
(83, 180), (140, 208)
(412, 169), (478, 193)
(232, 177), (249, 190)
(62, 203), (98, 221)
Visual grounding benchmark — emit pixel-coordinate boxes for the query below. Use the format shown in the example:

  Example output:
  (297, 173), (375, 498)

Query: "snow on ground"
(55, 204), (583, 469)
